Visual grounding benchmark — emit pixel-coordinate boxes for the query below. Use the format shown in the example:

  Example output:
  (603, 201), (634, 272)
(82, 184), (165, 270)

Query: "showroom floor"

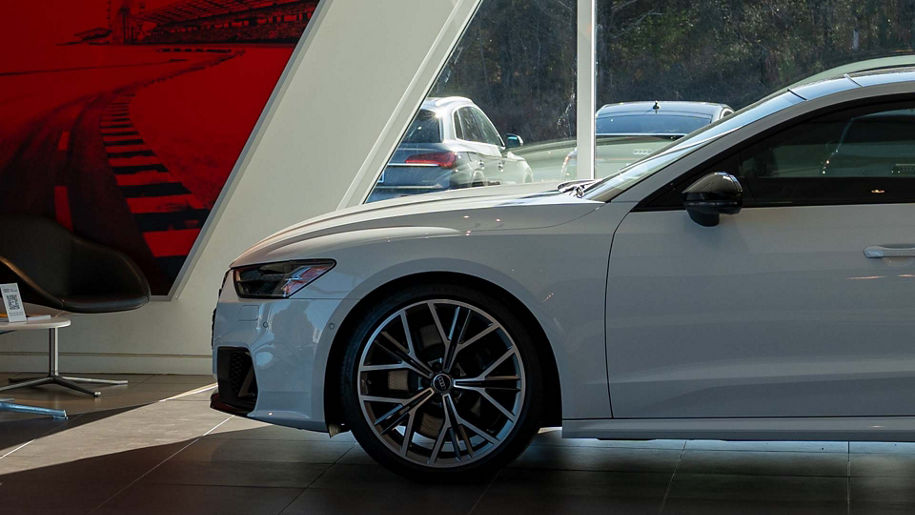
(0, 374), (913, 514)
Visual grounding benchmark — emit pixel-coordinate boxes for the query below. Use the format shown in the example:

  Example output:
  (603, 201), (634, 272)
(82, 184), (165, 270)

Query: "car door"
(605, 100), (915, 418)
(456, 106), (502, 184)
(471, 108), (528, 184)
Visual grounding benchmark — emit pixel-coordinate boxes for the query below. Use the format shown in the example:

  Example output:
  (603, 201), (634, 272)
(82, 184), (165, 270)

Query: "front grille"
(216, 347), (258, 414)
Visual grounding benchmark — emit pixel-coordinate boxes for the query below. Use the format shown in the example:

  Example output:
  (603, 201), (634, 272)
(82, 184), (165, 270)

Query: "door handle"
(864, 245), (915, 258)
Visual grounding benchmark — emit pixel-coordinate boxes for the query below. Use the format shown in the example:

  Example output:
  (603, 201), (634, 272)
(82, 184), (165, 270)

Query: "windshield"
(402, 109), (442, 144)
(596, 113), (712, 136)
(583, 91), (805, 200)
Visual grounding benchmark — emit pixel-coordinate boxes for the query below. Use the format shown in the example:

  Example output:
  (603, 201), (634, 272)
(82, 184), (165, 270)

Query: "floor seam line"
(88, 416), (232, 513)
(658, 441), (687, 513)
(0, 440), (34, 460)
(846, 441), (851, 515)
(467, 468), (500, 515)
(274, 442), (353, 514)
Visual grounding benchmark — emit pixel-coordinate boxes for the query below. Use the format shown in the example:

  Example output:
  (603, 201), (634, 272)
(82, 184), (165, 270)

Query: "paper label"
(1, 283), (27, 323)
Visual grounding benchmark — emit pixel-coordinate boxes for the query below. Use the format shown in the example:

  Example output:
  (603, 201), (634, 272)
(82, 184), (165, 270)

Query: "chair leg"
(61, 376), (128, 386)
(51, 377), (100, 397)
(0, 376), (54, 393)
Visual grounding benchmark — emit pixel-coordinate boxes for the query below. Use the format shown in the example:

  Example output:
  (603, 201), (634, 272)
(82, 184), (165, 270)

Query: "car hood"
(233, 182), (602, 266)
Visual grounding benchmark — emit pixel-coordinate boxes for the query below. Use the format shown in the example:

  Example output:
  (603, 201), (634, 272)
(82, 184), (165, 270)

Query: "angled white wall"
(1, 0), (480, 374)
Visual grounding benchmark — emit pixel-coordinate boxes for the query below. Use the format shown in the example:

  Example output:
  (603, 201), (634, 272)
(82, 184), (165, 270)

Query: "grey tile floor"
(0, 374), (914, 514)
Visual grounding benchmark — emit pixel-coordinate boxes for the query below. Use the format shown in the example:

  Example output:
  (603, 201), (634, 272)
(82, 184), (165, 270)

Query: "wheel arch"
(322, 271), (562, 433)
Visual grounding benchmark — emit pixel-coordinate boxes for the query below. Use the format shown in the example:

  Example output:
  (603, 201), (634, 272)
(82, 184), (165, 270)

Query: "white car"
(368, 97), (532, 202)
(212, 66), (915, 480)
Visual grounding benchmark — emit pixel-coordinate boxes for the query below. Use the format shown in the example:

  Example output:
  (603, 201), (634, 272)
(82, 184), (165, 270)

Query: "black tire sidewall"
(339, 281), (544, 482)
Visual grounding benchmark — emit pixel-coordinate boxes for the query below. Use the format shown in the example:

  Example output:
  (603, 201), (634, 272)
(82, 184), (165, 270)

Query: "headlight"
(233, 260), (335, 298)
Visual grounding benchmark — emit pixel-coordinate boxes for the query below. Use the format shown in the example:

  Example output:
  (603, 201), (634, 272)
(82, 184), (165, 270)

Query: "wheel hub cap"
(432, 373), (453, 393)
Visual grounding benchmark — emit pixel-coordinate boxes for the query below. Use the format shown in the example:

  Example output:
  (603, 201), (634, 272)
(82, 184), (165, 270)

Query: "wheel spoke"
(376, 332), (434, 379)
(428, 404), (452, 465)
(400, 410), (417, 456)
(442, 393), (465, 461)
(400, 311), (418, 360)
(366, 387), (435, 434)
(428, 302), (451, 361)
(360, 363), (412, 372)
(454, 385), (517, 422)
(445, 393), (499, 445)
(444, 323), (500, 372)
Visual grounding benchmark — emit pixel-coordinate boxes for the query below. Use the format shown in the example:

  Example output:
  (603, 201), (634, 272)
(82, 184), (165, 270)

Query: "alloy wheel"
(356, 299), (526, 468)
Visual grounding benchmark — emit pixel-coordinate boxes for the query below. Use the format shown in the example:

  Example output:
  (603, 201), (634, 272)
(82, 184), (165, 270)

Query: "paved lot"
(0, 373), (913, 514)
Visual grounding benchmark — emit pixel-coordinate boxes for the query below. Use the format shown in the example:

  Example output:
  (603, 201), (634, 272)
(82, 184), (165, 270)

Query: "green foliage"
(430, 0), (915, 143)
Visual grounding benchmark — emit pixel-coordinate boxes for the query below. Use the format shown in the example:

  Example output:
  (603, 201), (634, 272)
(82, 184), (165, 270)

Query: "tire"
(340, 282), (544, 482)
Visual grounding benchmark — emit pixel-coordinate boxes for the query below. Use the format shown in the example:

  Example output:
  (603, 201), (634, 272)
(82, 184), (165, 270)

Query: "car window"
(737, 102), (915, 205)
(596, 113), (712, 136)
(472, 108), (504, 146)
(452, 111), (463, 140)
(584, 91), (804, 201)
(457, 107), (487, 143)
(402, 109), (442, 144)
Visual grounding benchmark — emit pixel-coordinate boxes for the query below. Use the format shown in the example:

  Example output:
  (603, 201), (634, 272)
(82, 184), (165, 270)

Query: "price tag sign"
(1, 283), (27, 323)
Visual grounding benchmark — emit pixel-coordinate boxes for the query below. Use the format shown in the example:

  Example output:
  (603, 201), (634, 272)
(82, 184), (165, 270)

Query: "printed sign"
(0, 283), (27, 323)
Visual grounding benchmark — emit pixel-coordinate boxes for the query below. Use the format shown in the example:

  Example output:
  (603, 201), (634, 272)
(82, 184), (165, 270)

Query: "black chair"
(0, 215), (150, 396)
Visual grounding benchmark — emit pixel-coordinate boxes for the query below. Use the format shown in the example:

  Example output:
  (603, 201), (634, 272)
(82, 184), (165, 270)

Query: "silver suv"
(368, 97), (533, 202)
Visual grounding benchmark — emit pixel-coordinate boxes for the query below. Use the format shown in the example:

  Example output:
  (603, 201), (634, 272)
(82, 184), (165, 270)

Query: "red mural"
(0, 0), (318, 294)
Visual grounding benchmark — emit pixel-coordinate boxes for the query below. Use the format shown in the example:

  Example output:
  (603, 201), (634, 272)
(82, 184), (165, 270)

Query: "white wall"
(1, 0), (480, 374)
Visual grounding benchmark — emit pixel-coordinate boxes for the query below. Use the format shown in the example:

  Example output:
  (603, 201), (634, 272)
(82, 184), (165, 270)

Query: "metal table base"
(0, 327), (127, 397)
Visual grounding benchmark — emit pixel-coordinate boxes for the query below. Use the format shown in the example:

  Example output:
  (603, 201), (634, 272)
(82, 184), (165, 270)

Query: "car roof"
(789, 66), (915, 101)
(596, 101), (731, 118)
(421, 96), (474, 112)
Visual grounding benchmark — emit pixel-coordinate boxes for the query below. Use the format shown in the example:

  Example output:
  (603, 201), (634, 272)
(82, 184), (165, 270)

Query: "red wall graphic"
(0, 0), (318, 294)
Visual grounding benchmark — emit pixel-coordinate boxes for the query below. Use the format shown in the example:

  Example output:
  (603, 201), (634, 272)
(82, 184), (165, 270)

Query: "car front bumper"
(211, 292), (354, 432)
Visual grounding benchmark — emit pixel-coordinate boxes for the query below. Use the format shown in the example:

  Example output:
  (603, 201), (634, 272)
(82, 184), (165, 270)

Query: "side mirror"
(682, 172), (743, 227)
(504, 133), (523, 149)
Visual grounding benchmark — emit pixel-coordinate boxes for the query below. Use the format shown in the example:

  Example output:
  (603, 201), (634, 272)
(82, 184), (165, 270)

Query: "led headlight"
(233, 260), (335, 298)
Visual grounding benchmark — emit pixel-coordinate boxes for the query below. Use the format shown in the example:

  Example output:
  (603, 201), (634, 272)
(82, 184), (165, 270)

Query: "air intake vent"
(216, 347), (258, 414)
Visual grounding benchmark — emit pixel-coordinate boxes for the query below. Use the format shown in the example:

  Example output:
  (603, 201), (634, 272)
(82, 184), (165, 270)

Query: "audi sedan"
(560, 101), (733, 179)
(212, 66), (915, 480)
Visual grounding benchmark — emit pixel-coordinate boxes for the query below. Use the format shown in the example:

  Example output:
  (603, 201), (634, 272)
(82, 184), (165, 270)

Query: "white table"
(0, 303), (126, 400)
(0, 306), (71, 419)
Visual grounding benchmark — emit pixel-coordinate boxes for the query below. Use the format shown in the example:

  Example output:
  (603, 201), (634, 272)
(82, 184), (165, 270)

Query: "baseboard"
(0, 352), (212, 375)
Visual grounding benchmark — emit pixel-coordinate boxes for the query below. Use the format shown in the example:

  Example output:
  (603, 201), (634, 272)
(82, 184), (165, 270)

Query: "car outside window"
(472, 108), (505, 147)
(596, 114), (713, 136)
(401, 109), (442, 144)
(457, 107), (487, 143)
(738, 102), (915, 205)
(584, 91), (804, 201)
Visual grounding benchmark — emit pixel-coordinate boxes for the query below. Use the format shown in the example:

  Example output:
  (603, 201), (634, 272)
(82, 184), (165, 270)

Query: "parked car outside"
(367, 97), (532, 202)
(560, 101), (733, 179)
(213, 65), (915, 481)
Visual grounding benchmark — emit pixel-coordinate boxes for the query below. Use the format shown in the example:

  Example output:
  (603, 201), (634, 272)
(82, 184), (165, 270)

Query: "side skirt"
(562, 417), (915, 442)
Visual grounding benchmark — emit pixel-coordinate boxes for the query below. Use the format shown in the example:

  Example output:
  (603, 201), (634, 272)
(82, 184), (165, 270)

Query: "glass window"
(596, 113), (712, 136)
(737, 103), (915, 205)
(472, 108), (505, 147)
(457, 107), (488, 143)
(366, 0), (576, 204)
(402, 110), (442, 144)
